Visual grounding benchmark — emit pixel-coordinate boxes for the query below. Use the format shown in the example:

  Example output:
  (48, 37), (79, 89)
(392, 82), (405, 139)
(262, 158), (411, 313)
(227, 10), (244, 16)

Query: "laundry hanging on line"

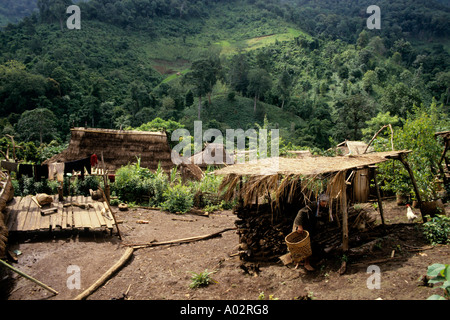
(0, 160), (18, 172)
(64, 156), (92, 180)
(48, 163), (65, 182)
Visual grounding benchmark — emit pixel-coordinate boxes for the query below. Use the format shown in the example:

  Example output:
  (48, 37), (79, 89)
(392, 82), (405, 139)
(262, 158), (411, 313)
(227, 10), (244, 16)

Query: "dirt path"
(1, 200), (449, 301)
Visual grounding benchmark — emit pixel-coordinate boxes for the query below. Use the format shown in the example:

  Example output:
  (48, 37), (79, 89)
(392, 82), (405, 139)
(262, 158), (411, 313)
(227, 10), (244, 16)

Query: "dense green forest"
(0, 0), (449, 162)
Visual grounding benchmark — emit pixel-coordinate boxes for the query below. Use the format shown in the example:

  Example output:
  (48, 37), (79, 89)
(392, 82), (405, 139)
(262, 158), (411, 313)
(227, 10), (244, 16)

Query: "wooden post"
(371, 166), (385, 227)
(0, 259), (58, 295)
(398, 154), (426, 222)
(99, 187), (122, 240)
(341, 171), (349, 252)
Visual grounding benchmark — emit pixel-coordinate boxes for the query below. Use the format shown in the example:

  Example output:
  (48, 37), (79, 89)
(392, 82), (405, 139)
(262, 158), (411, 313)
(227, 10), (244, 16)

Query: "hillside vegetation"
(0, 0), (449, 159)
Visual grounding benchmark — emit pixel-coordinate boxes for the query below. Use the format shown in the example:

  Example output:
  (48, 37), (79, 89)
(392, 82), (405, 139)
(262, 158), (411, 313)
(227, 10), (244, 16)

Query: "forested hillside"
(0, 0), (449, 161)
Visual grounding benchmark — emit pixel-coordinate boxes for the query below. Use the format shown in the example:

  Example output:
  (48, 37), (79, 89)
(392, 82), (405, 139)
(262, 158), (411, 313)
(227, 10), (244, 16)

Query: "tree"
(276, 70), (292, 109)
(334, 94), (373, 141)
(183, 57), (221, 119)
(17, 108), (58, 145)
(248, 69), (272, 113)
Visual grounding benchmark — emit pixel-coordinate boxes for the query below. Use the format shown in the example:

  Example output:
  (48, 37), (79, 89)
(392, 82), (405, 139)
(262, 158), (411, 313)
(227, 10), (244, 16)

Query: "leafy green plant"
(422, 215), (450, 245)
(189, 269), (216, 289)
(161, 184), (194, 214)
(427, 264), (450, 300)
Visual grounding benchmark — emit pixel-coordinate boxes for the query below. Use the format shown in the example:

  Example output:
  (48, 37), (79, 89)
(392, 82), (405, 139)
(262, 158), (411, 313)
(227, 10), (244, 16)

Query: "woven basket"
(285, 231), (312, 263)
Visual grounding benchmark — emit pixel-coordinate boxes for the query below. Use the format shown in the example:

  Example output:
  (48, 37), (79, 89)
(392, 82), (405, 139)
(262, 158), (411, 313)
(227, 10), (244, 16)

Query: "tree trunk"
(281, 99), (285, 110)
(254, 95), (257, 113)
(198, 96), (202, 120)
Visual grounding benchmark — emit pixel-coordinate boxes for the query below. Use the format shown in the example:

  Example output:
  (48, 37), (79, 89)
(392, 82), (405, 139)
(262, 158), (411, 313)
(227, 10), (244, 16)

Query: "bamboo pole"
(0, 259), (58, 295)
(99, 186), (122, 240)
(398, 154), (426, 222)
(74, 247), (134, 300)
(372, 167), (385, 227)
(341, 171), (349, 252)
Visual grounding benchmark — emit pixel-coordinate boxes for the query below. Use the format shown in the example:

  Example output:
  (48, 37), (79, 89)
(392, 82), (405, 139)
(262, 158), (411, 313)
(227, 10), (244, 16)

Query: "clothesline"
(0, 154), (99, 183)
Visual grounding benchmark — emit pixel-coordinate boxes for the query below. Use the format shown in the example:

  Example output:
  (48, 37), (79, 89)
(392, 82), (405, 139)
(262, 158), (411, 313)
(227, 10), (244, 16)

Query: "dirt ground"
(1, 199), (449, 302)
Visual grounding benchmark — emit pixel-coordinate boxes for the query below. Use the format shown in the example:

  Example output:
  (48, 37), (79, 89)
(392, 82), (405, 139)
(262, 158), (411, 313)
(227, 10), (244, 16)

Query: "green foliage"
(112, 159), (154, 204)
(189, 269), (216, 289)
(422, 215), (450, 246)
(427, 264), (450, 300)
(161, 184), (194, 214)
(374, 104), (444, 200)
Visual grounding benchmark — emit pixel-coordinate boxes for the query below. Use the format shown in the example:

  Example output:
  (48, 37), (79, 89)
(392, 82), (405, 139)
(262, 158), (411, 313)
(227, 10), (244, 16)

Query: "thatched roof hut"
(214, 150), (419, 259)
(44, 128), (174, 172)
(189, 143), (235, 169)
(337, 140), (373, 155)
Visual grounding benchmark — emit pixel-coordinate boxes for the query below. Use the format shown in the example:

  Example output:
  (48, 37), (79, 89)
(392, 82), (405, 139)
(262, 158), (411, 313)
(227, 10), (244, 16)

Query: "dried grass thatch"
(216, 150), (411, 211)
(44, 128), (174, 172)
(337, 140), (374, 155)
(189, 143), (235, 169)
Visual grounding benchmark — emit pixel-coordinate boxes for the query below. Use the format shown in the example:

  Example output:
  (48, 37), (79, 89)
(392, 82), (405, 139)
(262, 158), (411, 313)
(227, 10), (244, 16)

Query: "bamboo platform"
(4, 195), (115, 233)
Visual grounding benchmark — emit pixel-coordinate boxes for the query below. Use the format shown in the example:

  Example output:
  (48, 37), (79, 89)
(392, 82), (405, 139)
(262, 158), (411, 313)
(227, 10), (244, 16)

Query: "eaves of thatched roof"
(213, 150), (410, 178)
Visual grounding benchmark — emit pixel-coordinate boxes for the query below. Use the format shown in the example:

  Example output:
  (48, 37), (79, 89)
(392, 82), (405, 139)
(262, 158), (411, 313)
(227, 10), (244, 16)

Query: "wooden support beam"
(372, 168), (385, 227)
(341, 171), (349, 252)
(398, 154), (426, 222)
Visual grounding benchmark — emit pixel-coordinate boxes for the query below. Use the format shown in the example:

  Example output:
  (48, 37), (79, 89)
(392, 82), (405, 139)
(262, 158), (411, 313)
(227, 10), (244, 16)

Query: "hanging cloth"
(64, 157), (91, 180)
(49, 163), (65, 182)
(18, 164), (34, 179)
(90, 154), (98, 167)
(34, 164), (49, 182)
(1, 160), (18, 172)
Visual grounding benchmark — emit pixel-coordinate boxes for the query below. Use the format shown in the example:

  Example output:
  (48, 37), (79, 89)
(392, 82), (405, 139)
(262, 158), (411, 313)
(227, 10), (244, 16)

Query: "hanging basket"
(285, 231), (312, 263)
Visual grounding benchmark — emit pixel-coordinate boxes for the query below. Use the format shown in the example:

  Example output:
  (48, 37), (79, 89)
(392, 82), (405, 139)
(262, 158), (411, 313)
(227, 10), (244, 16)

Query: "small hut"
(189, 143), (235, 169)
(44, 128), (174, 172)
(214, 150), (421, 263)
(336, 140), (373, 156)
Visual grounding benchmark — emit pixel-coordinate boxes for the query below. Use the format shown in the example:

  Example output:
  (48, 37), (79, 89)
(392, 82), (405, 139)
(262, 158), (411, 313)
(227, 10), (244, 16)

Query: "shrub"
(161, 184), (193, 213)
(189, 270), (216, 289)
(427, 264), (450, 300)
(112, 160), (154, 204)
(422, 215), (450, 245)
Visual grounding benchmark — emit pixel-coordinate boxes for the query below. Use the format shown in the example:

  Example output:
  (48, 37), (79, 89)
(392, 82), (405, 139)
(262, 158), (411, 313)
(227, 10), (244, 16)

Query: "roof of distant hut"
(43, 128), (174, 172)
(189, 143), (235, 169)
(337, 140), (373, 155)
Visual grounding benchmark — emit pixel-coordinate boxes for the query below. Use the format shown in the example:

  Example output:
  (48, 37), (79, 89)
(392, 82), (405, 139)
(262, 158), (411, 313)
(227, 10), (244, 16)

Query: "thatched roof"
(214, 150), (410, 178)
(44, 128), (174, 172)
(337, 140), (373, 155)
(189, 143), (235, 169)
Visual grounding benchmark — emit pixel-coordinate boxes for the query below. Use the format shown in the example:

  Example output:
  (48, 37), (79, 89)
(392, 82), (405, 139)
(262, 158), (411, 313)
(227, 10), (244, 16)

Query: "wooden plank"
(6, 197), (22, 231)
(53, 195), (64, 229)
(24, 196), (40, 232)
(102, 201), (114, 229)
(92, 201), (107, 227)
(72, 196), (83, 229)
(79, 196), (92, 229)
(66, 196), (73, 228)
(86, 198), (101, 229)
(15, 196), (32, 231)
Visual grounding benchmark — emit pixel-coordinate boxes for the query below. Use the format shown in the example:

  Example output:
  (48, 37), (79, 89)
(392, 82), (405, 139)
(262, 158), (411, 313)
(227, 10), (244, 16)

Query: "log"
(127, 227), (237, 249)
(0, 258), (58, 295)
(74, 247), (134, 300)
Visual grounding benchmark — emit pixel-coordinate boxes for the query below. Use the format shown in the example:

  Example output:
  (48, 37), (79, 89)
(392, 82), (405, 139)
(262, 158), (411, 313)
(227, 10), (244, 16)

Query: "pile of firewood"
(235, 205), (294, 262)
(234, 203), (377, 262)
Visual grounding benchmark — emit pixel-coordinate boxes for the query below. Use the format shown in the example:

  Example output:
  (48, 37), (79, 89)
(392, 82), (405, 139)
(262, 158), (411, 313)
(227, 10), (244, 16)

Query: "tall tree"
(17, 108), (58, 144)
(248, 69), (272, 113)
(183, 57), (221, 119)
